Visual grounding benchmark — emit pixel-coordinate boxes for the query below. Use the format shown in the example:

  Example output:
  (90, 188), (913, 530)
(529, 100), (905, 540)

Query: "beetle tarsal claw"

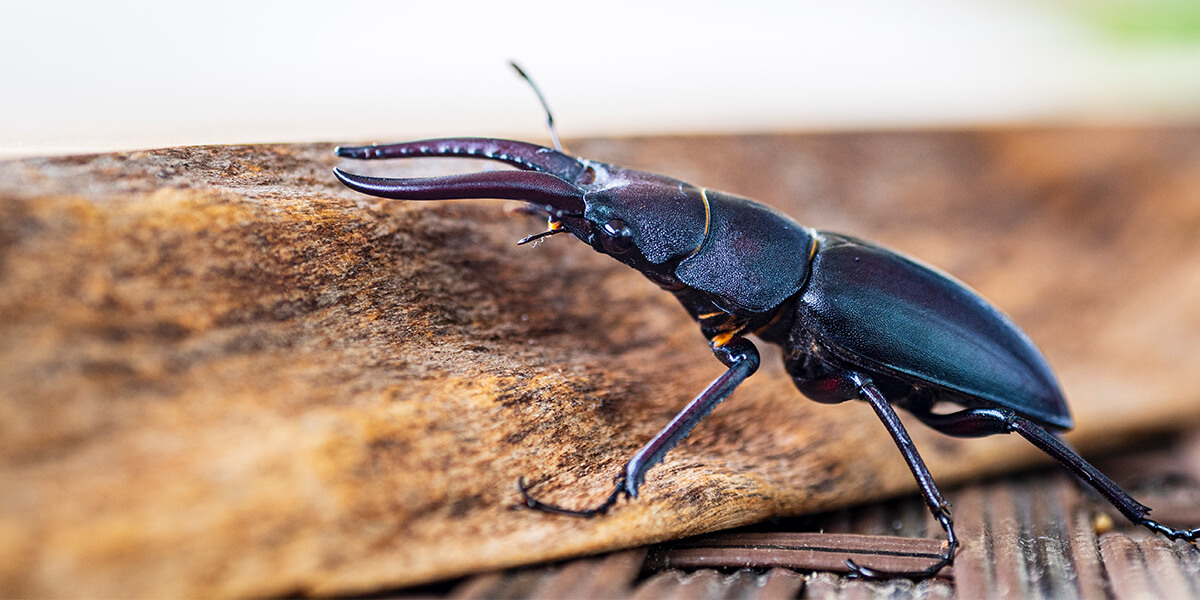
(513, 476), (627, 518)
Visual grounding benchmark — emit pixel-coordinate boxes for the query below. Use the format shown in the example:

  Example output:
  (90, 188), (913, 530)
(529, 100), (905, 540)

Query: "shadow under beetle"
(332, 72), (1199, 580)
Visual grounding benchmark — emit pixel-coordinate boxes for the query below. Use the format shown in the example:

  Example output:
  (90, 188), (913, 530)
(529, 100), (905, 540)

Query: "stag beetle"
(332, 70), (1198, 579)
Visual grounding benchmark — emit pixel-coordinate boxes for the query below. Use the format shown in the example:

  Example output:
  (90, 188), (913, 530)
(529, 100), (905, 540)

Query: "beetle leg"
(515, 475), (627, 518)
(845, 374), (958, 579)
(1008, 415), (1161, 526)
(915, 406), (1199, 544)
(1139, 519), (1200, 544)
(517, 337), (761, 517)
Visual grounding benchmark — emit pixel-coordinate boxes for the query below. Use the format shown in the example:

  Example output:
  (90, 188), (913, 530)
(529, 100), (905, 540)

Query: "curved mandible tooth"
(335, 138), (587, 180)
(332, 168), (585, 214)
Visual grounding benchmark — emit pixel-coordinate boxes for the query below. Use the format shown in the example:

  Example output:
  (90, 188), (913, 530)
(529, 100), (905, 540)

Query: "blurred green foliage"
(1063, 0), (1200, 43)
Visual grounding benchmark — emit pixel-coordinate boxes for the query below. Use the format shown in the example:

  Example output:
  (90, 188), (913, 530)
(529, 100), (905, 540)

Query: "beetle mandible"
(332, 69), (1199, 579)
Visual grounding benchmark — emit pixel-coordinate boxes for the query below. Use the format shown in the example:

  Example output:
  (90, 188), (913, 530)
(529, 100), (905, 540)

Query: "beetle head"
(334, 138), (709, 278)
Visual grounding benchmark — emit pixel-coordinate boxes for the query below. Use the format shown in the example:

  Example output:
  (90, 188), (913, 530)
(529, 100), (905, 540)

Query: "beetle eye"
(600, 219), (633, 254)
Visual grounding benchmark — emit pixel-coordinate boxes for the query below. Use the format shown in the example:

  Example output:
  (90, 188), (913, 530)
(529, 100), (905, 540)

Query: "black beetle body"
(333, 136), (1197, 579)
(789, 233), (1070, 428)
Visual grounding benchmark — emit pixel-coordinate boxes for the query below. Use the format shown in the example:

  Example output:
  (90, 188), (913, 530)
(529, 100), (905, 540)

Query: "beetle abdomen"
(797, 234), (1071, 430)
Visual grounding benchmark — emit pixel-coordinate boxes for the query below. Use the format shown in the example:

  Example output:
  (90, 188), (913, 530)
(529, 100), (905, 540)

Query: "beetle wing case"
(675, 190), (816, 314)
(798, 234), (1072, 430)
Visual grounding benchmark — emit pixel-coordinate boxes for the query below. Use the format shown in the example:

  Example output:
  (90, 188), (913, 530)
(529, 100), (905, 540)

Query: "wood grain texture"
(433, 435), (1200, 599)
(1, 131), (1199, 597)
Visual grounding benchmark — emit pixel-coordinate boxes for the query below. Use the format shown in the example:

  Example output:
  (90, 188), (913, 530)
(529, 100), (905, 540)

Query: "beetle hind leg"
(1010, 415), (1200, 545)
(1140, 520), (1200, 544)
(910, 404), (1200, 546)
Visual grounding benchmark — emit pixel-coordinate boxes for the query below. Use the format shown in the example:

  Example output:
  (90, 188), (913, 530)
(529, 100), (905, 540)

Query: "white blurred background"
(2, 0), (1199, 158)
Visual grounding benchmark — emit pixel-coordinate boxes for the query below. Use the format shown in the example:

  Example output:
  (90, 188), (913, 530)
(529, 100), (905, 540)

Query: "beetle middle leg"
(517, 337), (761, 517)
(843, 374), (959, 579)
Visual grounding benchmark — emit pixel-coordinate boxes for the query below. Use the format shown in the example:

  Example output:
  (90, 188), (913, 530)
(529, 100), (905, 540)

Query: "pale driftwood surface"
(1, 131), (1199, 598)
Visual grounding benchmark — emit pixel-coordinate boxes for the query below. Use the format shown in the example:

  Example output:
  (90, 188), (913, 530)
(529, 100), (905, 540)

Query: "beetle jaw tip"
(334, 145), (370, 159)
(331, 166), (353, 186)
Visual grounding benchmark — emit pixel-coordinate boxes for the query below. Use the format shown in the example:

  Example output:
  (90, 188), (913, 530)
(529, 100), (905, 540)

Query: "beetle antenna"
(510, 61), (564, 152)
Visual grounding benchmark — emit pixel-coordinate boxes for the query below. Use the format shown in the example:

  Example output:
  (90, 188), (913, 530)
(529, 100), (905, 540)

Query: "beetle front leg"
(517, 337), (761, 517)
